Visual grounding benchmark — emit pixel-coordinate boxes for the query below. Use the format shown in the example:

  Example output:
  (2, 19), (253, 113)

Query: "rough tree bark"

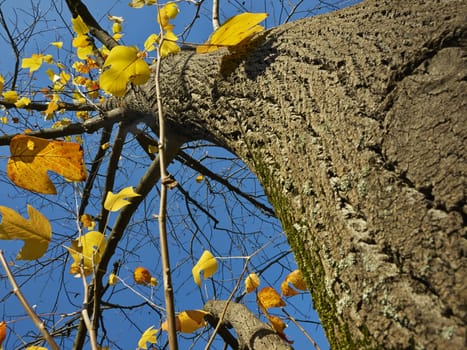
(111, 0), (465, 348)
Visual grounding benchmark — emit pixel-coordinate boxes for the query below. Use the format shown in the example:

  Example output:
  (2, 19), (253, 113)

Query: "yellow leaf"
(197, 12), (268, 53)
(161, 310), (208, 333)
(67, 231), (106, 276)
(245, 272), (260, 293)
(44, 99), (59, 119)
(25, 347), (48, 350)
(133, 266), (152, 285)
(192, 250), (217, 286)
(129, 0), (145, 8)
(195, 174), (204, 183)
(112, 22), (122, 34)
(104, 186), (141, 211)
(257, 287), (286, 309)
(2, 90), (18, 103)
(108, 273), (118, 285)
(99, 45), (150, 97)
(137, 325), (157, 349)
(7, 135), (87, 194)
(14, 97), (31, 108)
(160, 31), (180, 57)
(108, 15), (124, 23)
(144, 33), (158, 52)
(0, 205), (51, 260)
(21, 54), (44, 73)
(72, 15), (89, 35)
(150, 277), (158, 286)
(157, 2), (179, 31)
(0, 321), (6, 349)
(51, 41), (63, 49)
(178, 310), (207, 333)
(80, 214), (95, 230)
(0, 75), (4, 93)
(267, 314), (286, 333)
(281, 269), (307, 296)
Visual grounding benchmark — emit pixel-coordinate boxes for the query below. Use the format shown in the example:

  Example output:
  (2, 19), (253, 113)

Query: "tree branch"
(204, 300), (293, 350)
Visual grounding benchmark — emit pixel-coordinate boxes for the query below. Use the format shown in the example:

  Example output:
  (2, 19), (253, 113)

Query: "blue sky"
(0, 1), (361, 349)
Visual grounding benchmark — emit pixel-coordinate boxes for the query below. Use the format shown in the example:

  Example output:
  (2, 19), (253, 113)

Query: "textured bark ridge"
(118, 0), (466, 348)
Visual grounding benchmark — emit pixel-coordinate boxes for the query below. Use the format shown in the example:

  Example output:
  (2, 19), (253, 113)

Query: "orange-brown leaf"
(7, 135), (87, 194)
(0, 321), (6, 348)
(134, 266), (152, 285)
(257, 287), (286, 309)
(281, 269), (307, 296)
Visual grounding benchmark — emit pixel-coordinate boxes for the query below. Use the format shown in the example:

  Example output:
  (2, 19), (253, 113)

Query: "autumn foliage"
(0, 1), (309, 349)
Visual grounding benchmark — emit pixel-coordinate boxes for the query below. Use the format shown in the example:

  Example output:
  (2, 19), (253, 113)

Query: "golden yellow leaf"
(71, 15), (89, 35)
(2, 90), (18, 103)
(245, 272), (260, 293)
(160, 31), (180, 57)
(80, 214), (95, 230)
(162, 310), (208, 333)
(25, 347), (48, 350)
(0, 321), (6, 348)
(14, 97), (31, 108)
(195, 174), (204, 183)
(108, 272), (118, 285)
(157, 2), (179, 31)
(129, 0), (145, 8)
(257, 287), (286, 309)
(99, 45), (150, 97)
(21, 54), (45, 73)
(112, 22), (122, 34)
(104, 186), (141, 212)
(144, 33), (158, 52)
(137, 325), (157, 349)
(0, 75), (4, 94)
(267, 314), (286, 333)
(67, 231), (106, 276)
(51, 41), (63, 49)
(178, 310), (208, 333)
(133, 266), (152, 285)
(7, 135), (87, 194)
(0, 205), (51, 260)
(197, 12), (268, 53)
(150, 277), (158, 286)
(281, 269), (307, 297)
(192, 250), (217, 286)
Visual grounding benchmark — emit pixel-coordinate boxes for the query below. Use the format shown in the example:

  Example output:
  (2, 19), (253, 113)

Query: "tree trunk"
(118, 0), (466, 348)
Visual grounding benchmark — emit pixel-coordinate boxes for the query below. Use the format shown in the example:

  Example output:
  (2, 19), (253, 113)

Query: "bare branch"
(0, 250), (60, 350)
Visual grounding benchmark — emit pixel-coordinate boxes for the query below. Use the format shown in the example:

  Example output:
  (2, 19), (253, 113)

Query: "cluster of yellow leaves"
(241, 270), (307, 340)
(72, 15), (93, 60)
(0, 205), (51, 260)
(7, 135), (87, 194)
(197, 12), (268, 53)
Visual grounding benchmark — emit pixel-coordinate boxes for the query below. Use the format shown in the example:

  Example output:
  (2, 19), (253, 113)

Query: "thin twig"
(212, 0), (220, 30)
(205, 257), (250, 350)
(282, 308), (321, 350)
(0, 250), (60, 350)
(154, 7), (179, 348)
